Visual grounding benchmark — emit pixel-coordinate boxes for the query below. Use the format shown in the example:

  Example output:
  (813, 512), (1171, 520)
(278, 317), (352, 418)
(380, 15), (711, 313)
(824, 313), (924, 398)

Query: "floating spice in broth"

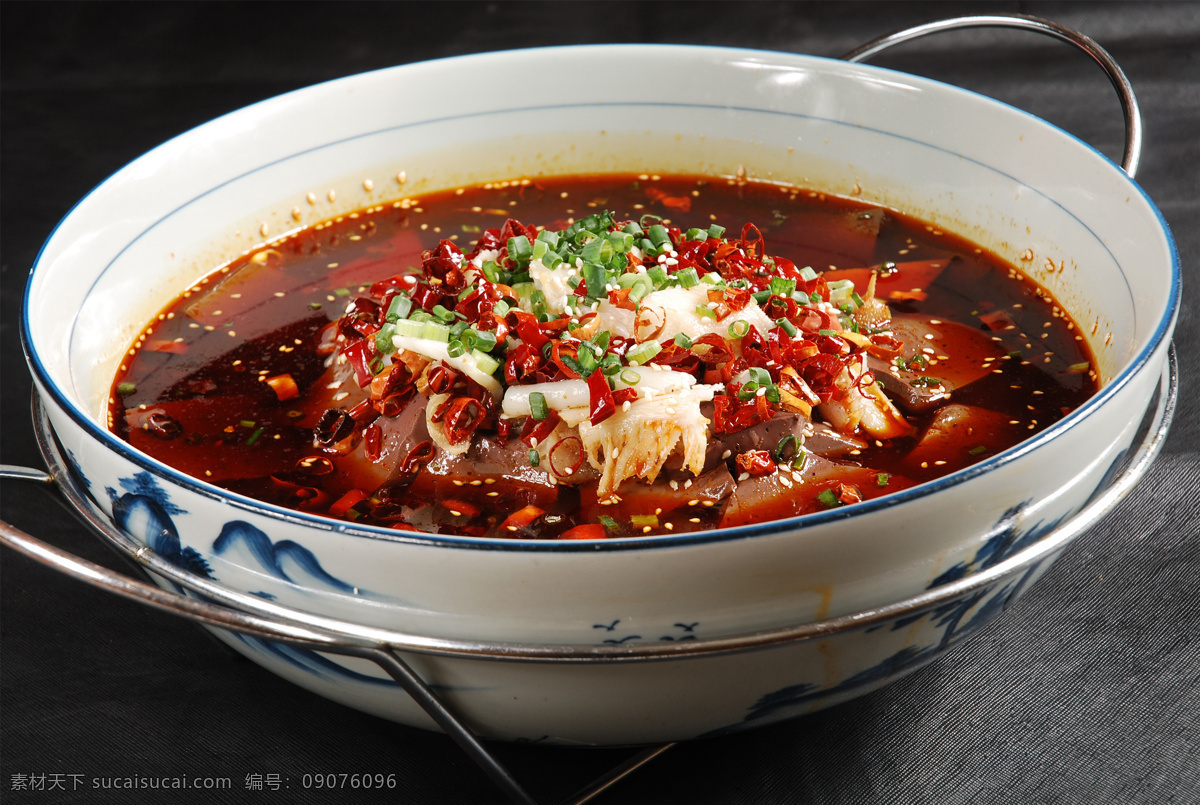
(109, 174), (1098, 539)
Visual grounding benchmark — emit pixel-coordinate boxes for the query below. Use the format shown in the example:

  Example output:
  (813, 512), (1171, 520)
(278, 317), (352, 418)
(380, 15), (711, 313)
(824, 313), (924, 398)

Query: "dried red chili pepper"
(314, 408), (356, 447)
(363, 422), (383, 461)
(520, 408), (562, 447)
(548, 435), (585, 478)
(587, 370), (616, 425)
(422, 239), (467, 291)
(504, 343), (543, 386)
(798, 353), (846, 402)
(736, 450), (777, 477)
(397, 440), (436, 475)
(440, 397), (485, 445)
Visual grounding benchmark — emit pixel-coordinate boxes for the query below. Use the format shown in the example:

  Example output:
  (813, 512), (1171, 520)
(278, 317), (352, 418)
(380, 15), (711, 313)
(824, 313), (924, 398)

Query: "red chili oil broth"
(108, 174), (1098, 538)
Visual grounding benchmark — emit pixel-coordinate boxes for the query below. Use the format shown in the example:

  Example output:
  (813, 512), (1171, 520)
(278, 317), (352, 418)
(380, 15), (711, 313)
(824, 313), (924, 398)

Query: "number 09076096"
(301, 773), (397, 789)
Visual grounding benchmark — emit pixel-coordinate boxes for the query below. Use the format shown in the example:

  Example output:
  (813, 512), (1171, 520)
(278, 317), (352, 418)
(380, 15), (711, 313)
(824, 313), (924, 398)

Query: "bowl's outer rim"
(21, 43), (1183, 554)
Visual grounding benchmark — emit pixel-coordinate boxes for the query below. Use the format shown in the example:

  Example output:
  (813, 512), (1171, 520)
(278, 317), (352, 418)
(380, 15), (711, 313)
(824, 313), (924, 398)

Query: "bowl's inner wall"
(25, 48), (1172, 424)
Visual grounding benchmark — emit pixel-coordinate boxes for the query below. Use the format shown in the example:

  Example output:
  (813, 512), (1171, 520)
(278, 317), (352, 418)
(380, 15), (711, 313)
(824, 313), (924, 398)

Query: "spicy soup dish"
(23, 45), (1177, 743)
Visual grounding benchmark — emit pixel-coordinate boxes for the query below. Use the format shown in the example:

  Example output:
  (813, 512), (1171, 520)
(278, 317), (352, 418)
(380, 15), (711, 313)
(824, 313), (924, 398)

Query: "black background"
(2, 2), (1198, 803)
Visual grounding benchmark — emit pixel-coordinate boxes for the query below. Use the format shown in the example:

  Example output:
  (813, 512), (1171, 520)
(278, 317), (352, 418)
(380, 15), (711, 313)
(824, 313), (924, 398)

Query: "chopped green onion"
(116, 382), (137, 396)
(1068, 362), (1090, 373)
(647, 265), (668, 287)
(818, 329), (838, 337)
(470, 329), (497, 352)
(777, 318), (798, 337)
(769, 277), (796, 297)
(530, 289), (549, 320)
(581, 263), (608, 298)
(529, 392), (549, 421)
(676, 267), (700, 288)
(773, 434), (801, 464)
(674, 332), (694, 349)
(968, 445), (988, 456)
(536, 229), (560, 248)
(599, 515), (620, 531)
(628, 277), (653, 302)
(239, 419), (256, 428)
(625, 341), (662, 366)
(245, 427), (264, 446)
(752, 289), (772, 305)
(647, 224), (671, 248)
(531, 239), (548, 261)
(528, 449), (540, 467)
(541, 251), (563, 270)
(446, 340), (466, 358)
(748, 367), (772, 385)
(420, 321), (452, 342)
(619, 368), (641, 386)
(386, 295), (413, 321)
(430, 304), (456, 323)
(799, 266), (818, 281)
(375, 324), (397, 354)
(507, 235), (533, 264)
(394, 319), (425, 338)
(876, 472), (891, 487)
(700, 272), (724, 286)
(707, 223), (726, 239)
(817, 488), (840, 508)
(470, 349), (501, 375)
(728, 319), (751, 338)
(684, 227), (708, 242)
(695, 304), (717, 320)
(792, 450), (808, 470)
(630, 514), (659, 528)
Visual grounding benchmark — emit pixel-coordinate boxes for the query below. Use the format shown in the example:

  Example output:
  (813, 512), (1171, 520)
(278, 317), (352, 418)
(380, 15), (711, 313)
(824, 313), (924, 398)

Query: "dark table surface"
(2, 2), (1197, 803)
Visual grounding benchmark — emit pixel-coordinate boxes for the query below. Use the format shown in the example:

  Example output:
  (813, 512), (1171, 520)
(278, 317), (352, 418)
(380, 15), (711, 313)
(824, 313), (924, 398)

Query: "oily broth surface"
(108, 174), (1098, 537)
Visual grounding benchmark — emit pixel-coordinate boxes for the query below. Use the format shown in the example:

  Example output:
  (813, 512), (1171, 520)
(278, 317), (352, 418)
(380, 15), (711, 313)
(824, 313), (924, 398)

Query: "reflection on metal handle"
(841, 14), (1142, 178)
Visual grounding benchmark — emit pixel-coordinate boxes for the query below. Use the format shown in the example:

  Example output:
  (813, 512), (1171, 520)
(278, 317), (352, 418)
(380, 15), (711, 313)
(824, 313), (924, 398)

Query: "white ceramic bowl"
(22, 45), (1177, 743)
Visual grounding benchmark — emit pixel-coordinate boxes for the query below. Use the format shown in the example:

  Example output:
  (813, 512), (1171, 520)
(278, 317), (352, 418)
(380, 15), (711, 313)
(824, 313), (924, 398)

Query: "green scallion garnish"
(529, 392), (550, 420)
(728, 319), (751, 338)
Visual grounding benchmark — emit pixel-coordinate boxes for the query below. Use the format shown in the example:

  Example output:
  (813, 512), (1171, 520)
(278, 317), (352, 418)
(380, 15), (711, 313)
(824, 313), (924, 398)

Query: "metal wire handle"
(841, 14), (1142, 178)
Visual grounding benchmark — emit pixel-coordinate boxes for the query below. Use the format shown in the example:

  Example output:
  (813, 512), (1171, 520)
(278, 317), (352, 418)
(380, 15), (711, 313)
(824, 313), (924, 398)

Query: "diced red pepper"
(612, 387), (639, 406)
(329, 488), (369, 518)
(500, 504), (546, 534)
(441, 499), (482, 518)
(558, 523), (606, 540)
(265, 373), (299, 401)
